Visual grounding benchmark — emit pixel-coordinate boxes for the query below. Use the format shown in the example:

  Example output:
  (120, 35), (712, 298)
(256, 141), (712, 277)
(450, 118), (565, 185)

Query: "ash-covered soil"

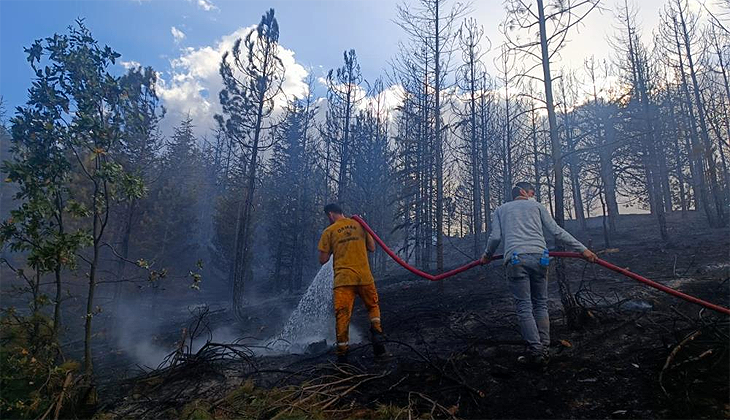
(98, 211), (729, 419)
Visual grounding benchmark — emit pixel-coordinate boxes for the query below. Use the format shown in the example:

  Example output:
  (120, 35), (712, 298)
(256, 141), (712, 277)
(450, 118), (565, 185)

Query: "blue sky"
(1, 0), (682, 136)
(1, 1), (400, 112)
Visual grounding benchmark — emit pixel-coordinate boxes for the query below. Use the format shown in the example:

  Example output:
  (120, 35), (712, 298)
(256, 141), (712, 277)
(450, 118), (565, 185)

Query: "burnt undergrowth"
(97, 212), (729, 419)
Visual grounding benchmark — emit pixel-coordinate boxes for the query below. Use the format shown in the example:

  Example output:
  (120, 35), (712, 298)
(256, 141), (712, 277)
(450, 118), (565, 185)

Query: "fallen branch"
(660, 330), (702, 395)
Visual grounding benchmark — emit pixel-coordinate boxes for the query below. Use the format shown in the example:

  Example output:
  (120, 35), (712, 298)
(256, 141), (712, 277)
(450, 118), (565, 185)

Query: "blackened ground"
(101, 211), (729, 419)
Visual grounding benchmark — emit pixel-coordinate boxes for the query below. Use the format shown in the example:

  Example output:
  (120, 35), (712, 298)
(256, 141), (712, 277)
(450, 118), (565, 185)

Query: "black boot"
(517, 351), (549, 368)
(373, 342), (387, 357)
(370, 327), (388, 357)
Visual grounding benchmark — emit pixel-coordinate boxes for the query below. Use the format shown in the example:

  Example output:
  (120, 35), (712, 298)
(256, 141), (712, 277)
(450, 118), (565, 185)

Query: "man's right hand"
(480, 254), (492, 265)
(582, 249), (598, 263)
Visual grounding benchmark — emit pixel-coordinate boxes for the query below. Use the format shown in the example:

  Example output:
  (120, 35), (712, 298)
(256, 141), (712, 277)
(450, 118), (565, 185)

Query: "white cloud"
(157, 26), (309, 138)
(319, 73), (404, 122)
(192, 0), (218, 12)
(121, 60), (142, 70)
(171, 26), (186, 43)
(362, 84), (404, 117)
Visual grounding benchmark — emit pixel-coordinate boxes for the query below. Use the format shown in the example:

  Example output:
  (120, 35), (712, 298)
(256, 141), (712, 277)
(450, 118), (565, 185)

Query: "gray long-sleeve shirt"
(484, 198), (587, 263)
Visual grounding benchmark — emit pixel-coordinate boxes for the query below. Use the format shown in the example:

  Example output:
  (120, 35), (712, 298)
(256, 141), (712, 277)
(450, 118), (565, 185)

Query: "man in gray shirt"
(481, 182), (597, 366)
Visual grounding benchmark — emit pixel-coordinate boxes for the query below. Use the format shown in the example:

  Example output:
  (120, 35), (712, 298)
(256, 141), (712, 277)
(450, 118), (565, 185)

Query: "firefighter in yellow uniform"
(318, 203), (387, 362)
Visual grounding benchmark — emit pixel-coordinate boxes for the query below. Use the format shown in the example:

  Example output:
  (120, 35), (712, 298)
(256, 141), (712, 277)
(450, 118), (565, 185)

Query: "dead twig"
(660, 330), (702, 396)
(408, 391), (458, 420)
(261, 367), (390, 418)
(53, 372), (73, 420)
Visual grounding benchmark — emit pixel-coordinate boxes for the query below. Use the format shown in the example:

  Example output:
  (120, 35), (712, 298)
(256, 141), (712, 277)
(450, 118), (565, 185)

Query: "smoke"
(112, 298), (242, 368)
(188, 326), (240, 353)
(124, 337), (171, 369)
(112, 298), (172, 368)
(109, 260), (370, 367)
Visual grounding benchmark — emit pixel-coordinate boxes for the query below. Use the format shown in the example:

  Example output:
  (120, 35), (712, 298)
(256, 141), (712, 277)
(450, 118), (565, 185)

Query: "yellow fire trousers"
(333, 283), (383, 355)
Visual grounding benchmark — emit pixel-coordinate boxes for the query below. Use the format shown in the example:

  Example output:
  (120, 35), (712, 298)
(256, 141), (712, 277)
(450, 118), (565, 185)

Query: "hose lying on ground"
(351, 215), (730, 316)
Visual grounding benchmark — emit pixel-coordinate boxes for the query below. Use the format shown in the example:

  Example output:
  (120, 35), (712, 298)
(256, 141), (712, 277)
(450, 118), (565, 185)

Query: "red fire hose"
(351, 215), (730, 316)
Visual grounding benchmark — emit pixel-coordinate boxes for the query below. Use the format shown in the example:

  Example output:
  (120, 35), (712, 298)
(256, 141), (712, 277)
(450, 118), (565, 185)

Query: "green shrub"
(0, 309), (77, 419)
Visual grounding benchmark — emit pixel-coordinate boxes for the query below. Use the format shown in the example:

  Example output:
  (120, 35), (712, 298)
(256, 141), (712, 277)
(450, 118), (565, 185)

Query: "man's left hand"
(480, 253), (492, 265)
(582, 249), (598, 263)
